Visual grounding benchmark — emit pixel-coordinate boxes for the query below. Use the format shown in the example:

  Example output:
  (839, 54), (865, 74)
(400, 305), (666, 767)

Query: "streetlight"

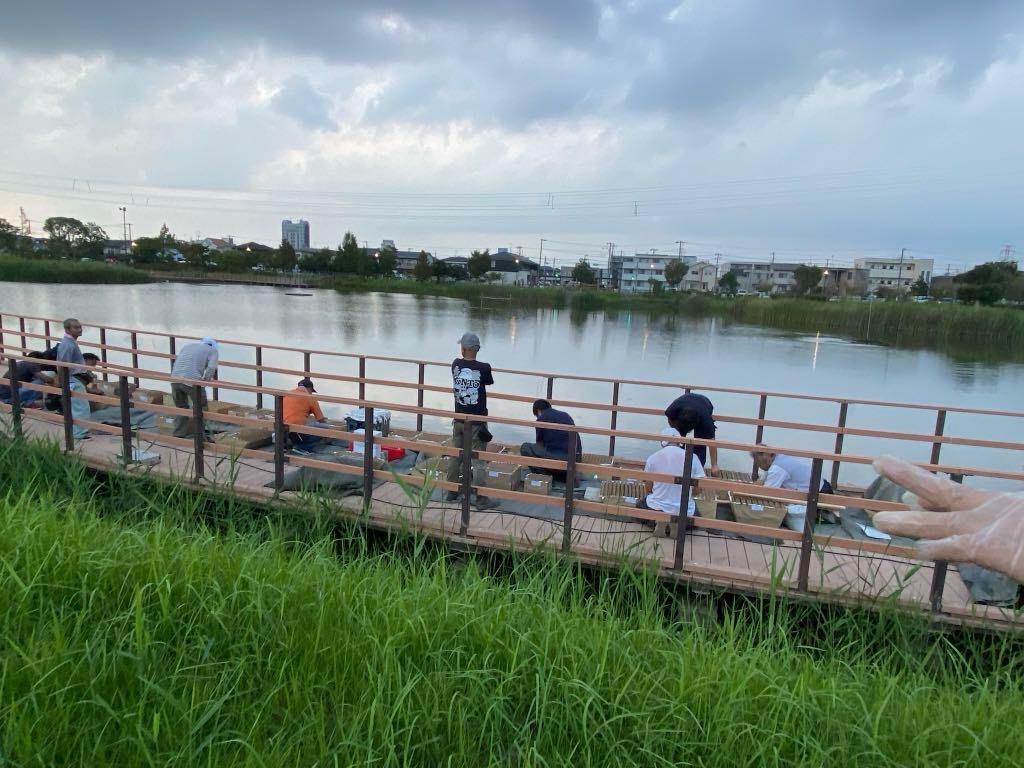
(118, 206), (128, 257)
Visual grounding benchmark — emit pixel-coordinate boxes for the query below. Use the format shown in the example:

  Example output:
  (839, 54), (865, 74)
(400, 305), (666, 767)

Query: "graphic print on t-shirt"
(454, 366), (482, 407)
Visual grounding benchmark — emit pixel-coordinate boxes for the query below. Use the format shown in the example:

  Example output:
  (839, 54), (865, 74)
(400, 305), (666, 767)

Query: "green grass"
(1, 435), (1023, 765)
(0, 254), (151, 284)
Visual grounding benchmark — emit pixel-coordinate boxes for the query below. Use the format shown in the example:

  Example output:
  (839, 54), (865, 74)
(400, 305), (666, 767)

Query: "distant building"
(199, 237), (234, 252)
(682, 261), (718, 292)
(822, 267), (869, 298)
(724, 261), (805, 295)
(609, 252), (696, 293)
(487, 248), (539, 286)
(281, 219), (310, 251)
(853, 256), (933, 294)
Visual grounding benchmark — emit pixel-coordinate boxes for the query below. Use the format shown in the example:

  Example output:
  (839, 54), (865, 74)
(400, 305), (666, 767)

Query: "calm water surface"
(2, 281), (1021, 488)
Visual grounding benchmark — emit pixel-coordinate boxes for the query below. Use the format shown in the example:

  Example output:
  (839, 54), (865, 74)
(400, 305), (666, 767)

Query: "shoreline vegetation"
(0, 254), (150, 284)
(2, 436), (1023, 764)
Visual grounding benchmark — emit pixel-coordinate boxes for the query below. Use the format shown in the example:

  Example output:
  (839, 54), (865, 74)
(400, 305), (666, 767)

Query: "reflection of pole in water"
(509, 315), (517, 346)
(641, 324), (650, 359)
(812, 331), (821, 371)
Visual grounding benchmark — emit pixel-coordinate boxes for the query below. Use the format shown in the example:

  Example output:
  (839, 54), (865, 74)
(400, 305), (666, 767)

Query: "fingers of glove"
(873, 456), (988, 511)
(872, 508), (976, 540)
(916, 534), (976, 565)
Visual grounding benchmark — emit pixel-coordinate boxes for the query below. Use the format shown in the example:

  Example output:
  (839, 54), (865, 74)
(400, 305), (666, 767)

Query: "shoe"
(444, 491), (461, 503)
(474, 496), (499, 511)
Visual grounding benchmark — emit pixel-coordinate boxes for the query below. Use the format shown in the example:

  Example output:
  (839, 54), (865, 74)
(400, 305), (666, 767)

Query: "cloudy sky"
(1, 0), (1022, 271)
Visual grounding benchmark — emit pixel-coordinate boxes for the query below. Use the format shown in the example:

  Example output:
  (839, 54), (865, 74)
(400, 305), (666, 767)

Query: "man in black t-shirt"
(664, 391), (718, 474)
(445, 332), (498, 508)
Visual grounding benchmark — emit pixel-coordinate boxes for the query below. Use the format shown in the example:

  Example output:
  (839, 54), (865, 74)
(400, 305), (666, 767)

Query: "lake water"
(2, 280), (1022, 489)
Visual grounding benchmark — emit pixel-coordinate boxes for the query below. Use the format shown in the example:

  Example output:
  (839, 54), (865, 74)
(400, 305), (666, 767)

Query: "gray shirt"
(55, 334), (85, 373)
(171, 342), (218, 381)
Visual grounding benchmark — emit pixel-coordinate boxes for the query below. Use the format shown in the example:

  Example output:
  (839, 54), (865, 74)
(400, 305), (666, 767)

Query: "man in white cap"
(445, 331), (497, 509)
(170, 336), (219, 438)
(636, 426), (706, 536)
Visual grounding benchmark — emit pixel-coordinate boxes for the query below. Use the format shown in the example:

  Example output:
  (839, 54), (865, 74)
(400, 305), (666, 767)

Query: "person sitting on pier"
(750, 447), (834, 495)
(55, 317), (86, 374)
(664, 391), (718, 475)
(445, 332), (498, 510)
(170, 337), (219, 439)
(0, 353), (45, 407)
(636, 427), (706, 535)
(283, 377), (328, 450)
(520, 399), (582, 473)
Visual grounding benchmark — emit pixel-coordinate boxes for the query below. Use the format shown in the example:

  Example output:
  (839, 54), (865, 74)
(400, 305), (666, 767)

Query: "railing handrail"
(7, 309), (1024, 419)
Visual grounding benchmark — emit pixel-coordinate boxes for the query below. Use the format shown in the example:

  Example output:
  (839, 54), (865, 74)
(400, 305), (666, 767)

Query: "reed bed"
(1, 435), (1023, 766)
(0, 254), (151, 284)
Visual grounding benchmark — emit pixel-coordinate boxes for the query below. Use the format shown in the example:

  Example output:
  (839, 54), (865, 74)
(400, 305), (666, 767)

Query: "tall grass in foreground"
(1, 436), (1023, 766)
(0, 254), (151, 284)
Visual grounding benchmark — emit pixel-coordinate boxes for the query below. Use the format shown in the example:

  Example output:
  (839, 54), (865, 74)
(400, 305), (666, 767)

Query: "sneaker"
(444, 491), (461, 503)
(474, 496), (499, 511)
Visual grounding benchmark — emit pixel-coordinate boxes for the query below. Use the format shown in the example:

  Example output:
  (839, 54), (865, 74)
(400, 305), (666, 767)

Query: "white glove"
(872, 456), (1024, 582)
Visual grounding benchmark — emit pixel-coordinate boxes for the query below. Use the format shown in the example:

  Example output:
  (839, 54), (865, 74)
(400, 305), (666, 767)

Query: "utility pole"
(538, 238), (545, 268)
(119, 206), (128, 257)
(516, 245), (523, 257)
(714, 253), (721, 279)
(896, 247), (906, 299)
(675, 240), (685, 259)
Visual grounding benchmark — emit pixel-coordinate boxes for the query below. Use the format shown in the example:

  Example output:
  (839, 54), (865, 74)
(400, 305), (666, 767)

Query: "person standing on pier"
(664, 391), (718, 474)
(55, 317), (86, 374)
(170, 337), (219, 439)
(445, 332), (497, 509)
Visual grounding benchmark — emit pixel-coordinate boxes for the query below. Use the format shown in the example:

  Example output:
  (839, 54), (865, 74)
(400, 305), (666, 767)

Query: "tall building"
(281, 219), (310, 251)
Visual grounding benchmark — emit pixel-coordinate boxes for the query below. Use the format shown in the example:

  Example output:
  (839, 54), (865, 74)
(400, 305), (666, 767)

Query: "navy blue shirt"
(0, 359), (41, 401)
(664, 392), (716, 465)
(535, 407), (582, 457)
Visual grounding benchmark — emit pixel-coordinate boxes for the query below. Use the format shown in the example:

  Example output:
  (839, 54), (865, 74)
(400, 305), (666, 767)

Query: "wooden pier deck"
(4, 308), (1024, 631)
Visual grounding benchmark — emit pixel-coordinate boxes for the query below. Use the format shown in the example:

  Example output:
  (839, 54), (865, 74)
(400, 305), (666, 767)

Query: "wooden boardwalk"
(17, 409), (1018, 630)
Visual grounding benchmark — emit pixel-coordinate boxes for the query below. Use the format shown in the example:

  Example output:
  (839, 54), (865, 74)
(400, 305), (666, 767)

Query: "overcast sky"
(1, 1), (1022, 271)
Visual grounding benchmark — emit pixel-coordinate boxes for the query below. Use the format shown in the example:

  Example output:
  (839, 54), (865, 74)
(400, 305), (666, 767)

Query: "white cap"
(660, 426), (681, 447)
(201, 336), (218, 349)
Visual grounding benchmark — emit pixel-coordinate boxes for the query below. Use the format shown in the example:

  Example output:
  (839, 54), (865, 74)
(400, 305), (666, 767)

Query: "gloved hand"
(872, 456), (1024, 582)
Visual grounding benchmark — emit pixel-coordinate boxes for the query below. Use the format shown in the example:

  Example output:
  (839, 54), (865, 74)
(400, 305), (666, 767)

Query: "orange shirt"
(282, 387), (325, 426)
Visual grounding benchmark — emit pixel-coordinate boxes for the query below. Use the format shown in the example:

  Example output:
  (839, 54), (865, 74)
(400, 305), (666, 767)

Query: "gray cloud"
(270, 75), (334, 129)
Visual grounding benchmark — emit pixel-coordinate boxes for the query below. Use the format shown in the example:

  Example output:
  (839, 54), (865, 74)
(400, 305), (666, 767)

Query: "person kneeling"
(519, 399), (582, 477)
(636, 427), (705, 537)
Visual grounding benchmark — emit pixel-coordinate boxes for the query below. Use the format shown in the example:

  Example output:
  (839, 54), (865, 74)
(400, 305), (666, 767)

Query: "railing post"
(929, 561), (949, 613)
(304, 351), (312, 375)
(192, 385), (205, 482)
(130, 331), (140, 386)
(18, 316), (26, 350)
(930, 409), (947, 466)
(358, 356), (366, 401)
(459, 417), (473, 536)
(99, 327), (109, 381)
(830, 401), (849, 490)
(60, 367), (74, 451)
(562, 438), (577, 554)
(211, 370), (219, 402)
(751, 394), (768, 479)
(362, 406), (375, 509)
(8, 358), (23, 441)
(118, 375), (133, 465)
(672, 444), (695, 570)
(608, 381), (620, 455)
(44, 319), (51, 341)
(546, 376), (554, 400)
(169, 336), (176, 360)
(255, 347), (264, 409)
(416, 363), (425, 432)
(797, 458), (824, 591)
(273, 394), (286, 491)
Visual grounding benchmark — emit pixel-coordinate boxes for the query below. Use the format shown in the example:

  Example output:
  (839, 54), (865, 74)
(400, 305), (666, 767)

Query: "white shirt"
(762, 453), (814, 492)
(643, 445), (706, 516)
(171, 342), (219, 381)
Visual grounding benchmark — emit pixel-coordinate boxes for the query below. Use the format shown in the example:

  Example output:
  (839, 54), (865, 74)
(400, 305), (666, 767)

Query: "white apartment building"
(610, 252), (696, 292)
(682, 261), (718, 292)
(726, 261), (803, 295)
(853, 256), (933, 293)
